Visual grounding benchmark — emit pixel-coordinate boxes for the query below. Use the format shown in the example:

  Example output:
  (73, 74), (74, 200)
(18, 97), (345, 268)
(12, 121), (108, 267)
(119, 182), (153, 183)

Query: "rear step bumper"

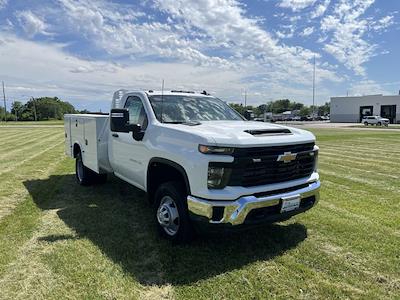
(187, 180), (320, 227)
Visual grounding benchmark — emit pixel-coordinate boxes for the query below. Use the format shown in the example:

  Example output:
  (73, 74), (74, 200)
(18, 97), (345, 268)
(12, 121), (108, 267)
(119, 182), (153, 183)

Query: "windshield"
(148, 95), (244, 123)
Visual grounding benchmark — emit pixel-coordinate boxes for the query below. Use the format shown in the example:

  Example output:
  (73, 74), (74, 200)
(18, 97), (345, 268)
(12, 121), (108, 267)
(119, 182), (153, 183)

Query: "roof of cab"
(144, 90), (212, 97)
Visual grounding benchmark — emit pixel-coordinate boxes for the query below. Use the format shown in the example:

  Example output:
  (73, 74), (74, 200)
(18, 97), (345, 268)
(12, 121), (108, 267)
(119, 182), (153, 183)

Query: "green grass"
(0, 120), (64, 126)
(0, 127), (399, 299)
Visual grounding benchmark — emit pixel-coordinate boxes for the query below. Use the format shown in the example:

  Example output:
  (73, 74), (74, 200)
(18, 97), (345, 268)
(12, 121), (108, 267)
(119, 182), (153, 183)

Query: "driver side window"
(124, 96), (148, 130)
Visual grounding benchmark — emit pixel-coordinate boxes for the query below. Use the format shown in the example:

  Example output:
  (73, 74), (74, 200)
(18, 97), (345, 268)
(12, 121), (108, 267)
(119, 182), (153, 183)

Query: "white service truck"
(64, 90), (320, 242)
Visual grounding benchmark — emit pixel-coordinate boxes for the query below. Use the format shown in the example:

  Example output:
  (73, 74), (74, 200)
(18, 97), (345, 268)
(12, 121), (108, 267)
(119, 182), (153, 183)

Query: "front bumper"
(187, 180), (320, 227)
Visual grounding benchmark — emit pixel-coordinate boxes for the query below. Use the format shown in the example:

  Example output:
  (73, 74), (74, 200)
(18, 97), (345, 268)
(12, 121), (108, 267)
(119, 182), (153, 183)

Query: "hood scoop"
(244, 128), (292, 136)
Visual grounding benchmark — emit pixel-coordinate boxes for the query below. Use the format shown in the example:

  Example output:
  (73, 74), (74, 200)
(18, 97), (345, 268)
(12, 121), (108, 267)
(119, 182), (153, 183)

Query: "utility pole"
(2, 81), (6, 122)
(312, 55), (316, 120)
(244, 89), (247, 107)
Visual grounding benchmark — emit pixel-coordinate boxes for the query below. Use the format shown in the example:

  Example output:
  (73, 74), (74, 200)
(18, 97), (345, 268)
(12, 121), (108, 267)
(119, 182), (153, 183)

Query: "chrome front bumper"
(187, 181), (320, 226)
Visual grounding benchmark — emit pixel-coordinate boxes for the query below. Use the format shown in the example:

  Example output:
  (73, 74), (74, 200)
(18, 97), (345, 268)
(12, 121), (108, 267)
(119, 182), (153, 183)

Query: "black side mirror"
(110, 109), (130, 132)
(131, 124), (145, 141)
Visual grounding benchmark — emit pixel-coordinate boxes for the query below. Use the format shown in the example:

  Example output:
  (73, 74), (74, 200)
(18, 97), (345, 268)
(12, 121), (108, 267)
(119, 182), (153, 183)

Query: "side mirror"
(110, 109), (130, 132)
(131, 124), (145, 141)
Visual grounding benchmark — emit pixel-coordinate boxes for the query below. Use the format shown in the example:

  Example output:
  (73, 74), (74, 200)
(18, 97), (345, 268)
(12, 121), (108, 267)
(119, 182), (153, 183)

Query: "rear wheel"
(75, 152), (92, 186)
(154, 181), (194, 243)
(364, 122), (368, 126)
(75, 152), (107, 185)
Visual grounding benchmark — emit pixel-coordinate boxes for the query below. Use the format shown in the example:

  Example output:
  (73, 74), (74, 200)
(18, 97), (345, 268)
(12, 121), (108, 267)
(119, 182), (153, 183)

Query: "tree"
(229, 103), (246, 116)
(317, 102), (330, 116)
(7, 97), (77, 121)
(299, 106), (310, 117)
(11, 101), (23, 121)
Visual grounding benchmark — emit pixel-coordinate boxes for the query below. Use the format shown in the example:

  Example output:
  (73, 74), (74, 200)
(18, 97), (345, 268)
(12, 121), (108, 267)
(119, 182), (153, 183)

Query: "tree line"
(1, 97), (77, 121)
(229, 99), (330, 117)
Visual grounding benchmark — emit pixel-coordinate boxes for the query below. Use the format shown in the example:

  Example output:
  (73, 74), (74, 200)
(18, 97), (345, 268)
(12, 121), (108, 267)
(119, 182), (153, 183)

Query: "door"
(110, 96), (149, 189)
(380, 105), (396, 124)
(359, 106), (373, 122)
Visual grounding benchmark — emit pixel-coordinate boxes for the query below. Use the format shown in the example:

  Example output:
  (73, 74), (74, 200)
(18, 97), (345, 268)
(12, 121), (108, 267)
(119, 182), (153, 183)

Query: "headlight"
(199, 145), (234, 155)
(208, 165), (231, 189)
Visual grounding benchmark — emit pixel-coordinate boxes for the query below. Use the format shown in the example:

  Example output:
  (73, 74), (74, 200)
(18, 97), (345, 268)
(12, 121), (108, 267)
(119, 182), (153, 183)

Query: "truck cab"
(65, 90), (320, 242)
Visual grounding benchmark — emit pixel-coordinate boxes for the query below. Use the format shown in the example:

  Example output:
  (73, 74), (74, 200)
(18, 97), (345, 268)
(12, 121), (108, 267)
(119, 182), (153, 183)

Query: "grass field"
(0, 120), (64, 126)
(0, 126), (399, 299)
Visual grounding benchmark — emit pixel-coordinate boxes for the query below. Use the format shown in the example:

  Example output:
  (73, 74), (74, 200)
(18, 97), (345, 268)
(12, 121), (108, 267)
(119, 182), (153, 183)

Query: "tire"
(154, 181), (194, 243)
(94, 173), (108, 184)
(364, 122), (368, 126)
(75, 152), (92, 186)
(377, 122), (382, 126)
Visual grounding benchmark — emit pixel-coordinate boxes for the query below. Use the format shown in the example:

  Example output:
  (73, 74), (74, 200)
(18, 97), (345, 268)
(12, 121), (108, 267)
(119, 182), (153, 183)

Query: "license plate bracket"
(280, 195), (301, 213)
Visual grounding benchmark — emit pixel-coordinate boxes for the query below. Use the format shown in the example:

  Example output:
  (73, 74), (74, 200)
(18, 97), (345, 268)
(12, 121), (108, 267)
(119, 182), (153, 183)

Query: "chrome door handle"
(112, 133), (119, 138)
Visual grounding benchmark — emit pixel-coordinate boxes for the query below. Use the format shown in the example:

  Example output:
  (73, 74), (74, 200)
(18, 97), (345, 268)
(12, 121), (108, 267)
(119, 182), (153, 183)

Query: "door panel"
(110, 96), (149, 189)
(380, 105), (396, 124)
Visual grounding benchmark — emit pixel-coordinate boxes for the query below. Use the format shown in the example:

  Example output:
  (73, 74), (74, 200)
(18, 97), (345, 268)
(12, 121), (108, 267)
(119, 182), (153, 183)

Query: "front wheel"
(154, 181), (194, 243)
(364, 122), (368, 126)
(377, 122), (382, 126)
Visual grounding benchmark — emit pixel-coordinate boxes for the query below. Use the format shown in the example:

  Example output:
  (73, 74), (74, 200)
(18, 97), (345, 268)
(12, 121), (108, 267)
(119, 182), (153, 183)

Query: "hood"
(162, 121), (315, 147)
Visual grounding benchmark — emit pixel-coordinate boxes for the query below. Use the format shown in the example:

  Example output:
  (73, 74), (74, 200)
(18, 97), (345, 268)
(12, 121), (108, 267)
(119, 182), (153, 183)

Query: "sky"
(0, 0), (399, 112)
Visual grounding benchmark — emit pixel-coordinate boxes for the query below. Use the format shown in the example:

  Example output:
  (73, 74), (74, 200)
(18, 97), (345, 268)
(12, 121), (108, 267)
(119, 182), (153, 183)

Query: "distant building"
(330, 94), (400, 123)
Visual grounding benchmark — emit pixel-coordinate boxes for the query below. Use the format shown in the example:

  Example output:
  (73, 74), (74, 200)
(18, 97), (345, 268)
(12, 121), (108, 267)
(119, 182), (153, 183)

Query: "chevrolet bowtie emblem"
(277, 151), (297, 163)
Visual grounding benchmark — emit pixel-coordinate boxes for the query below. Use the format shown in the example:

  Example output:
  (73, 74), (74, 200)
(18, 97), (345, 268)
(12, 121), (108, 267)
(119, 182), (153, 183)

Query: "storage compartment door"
(83, 118), (99, 172)
(64, 118), (72, 156)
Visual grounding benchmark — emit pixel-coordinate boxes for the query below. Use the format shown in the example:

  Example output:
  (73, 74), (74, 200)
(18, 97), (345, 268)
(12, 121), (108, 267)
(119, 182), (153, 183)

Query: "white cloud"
(1, 0), (349, 109)
(311, 0), (330, 18)
(319, 0), (394, 76)
(348, 80), (390, 96)
(0, 35), (244, 109)
(300, 26), (314, 36)
(373, 15), (394, 31)
(154, 0), (340, 83)
(15, 10), (49, 38)
(0, 0), (7, 10)
(56, 0), (232, 69)
(278, 0), (317, 12)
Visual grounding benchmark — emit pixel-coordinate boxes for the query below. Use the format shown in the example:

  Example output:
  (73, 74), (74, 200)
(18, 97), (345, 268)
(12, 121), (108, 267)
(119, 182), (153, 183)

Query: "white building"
(330, 94), (400, 124)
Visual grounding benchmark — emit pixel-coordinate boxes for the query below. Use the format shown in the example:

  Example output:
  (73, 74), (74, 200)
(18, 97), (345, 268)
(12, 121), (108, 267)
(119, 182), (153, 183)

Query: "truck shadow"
(24, 174), (308, 286)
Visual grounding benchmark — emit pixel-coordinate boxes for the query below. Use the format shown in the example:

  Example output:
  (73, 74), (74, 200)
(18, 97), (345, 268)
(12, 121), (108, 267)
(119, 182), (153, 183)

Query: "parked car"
(64, 90), (320, 243)
(362, 116), (389, 126)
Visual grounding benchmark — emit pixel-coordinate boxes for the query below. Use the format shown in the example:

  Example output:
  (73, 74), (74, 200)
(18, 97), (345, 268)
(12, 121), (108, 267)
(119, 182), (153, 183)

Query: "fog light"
(207, 166), (231, 189)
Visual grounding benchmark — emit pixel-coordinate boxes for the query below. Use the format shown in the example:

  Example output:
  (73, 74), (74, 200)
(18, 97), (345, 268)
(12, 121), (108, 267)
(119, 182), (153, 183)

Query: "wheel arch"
(147, 158), (191, 202)
(73, 142), (82, 158)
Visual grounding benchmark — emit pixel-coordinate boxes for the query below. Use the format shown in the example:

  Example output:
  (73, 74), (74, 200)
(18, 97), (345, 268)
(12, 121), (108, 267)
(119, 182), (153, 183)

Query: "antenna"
(161, 79), (164, 123)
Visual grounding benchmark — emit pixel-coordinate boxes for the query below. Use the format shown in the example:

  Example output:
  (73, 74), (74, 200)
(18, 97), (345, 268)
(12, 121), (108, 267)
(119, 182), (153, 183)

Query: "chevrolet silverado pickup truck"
(64, 89), (320, 242)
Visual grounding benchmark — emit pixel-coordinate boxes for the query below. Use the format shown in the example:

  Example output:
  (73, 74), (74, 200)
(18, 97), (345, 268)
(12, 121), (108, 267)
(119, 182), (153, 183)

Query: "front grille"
(227, 143), (316, 187)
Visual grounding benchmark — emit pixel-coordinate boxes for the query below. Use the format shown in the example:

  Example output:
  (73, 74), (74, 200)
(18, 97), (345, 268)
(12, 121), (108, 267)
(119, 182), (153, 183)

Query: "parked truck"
(64, 90), (320, 242)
